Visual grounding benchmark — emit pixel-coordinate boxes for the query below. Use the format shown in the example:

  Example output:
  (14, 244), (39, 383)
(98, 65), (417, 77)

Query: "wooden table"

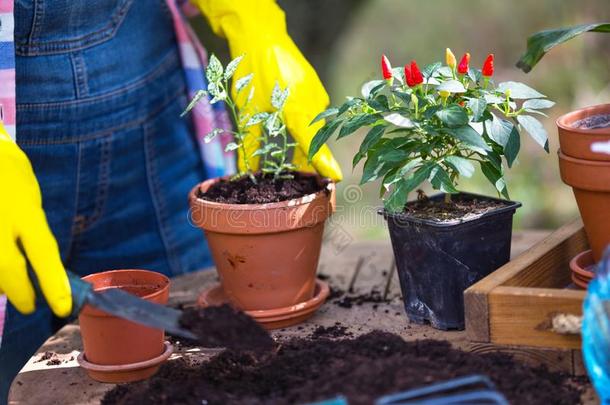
(8, 231), (596, 404)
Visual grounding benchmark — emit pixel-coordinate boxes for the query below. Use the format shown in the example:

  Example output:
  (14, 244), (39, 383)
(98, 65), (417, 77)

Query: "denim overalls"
(0, 1), (213, 399)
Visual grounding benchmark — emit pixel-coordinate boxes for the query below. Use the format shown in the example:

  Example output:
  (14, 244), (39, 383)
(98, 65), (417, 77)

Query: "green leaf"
(445, 156), (475, 178)
(235, 73), (253, 93)
(367, 95), (389, 112)
(224, 55), (243, 81)
(246, 112), (270, 127)
(338, 98), (362, 116)
(522, 99), (555, 110)
(504, 124), (521, 168)
(361, 141), (410, 184)
(353, 125), (385, 167)
(486, 115), (512, 147)
(206, 54), (224, 83)
(484, 94), (505, 104)
(467, 68), (482, 84)
(308, 119), (342, 161)
(480, 161), (509, 199)
(310, 107), (339, 126)
(384, 113), (414, 128)
(225, 142), (239, 152)
(204, 128), (223, 143)
(445, 126), (491, 154)
(382, 158), (421, 190)
(430, 165), (458, 193)
(338, 114), (381, 139)
(271, 83), (289, 110)
(181, 90), (208, 116)
(497, 82), (545, 99)
(361, 80), (385, 98)
(435, 105), (469, 127)
(422, 62), (442, 80)
(384, 163), (435, 212)
(437, 80), (466, 93)
(384, 178), (410, 213)
(467, 98), (487, 121)
(517, 114), (549, 151)
(516, 23), (610, 72)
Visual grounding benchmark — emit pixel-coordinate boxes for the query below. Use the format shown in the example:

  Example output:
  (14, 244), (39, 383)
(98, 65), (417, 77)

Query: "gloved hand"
(195, 0), (343, 181)
(0, 124), (72, 317)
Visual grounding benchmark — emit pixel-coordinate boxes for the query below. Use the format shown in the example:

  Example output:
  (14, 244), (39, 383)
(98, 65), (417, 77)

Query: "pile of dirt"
(179, 304), (274, 352)
(102, 331), (583, 405)
(198, 172), (325, 204)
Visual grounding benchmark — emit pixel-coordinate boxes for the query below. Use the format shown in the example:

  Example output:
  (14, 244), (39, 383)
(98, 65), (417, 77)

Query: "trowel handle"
(66, 271), (93, 317)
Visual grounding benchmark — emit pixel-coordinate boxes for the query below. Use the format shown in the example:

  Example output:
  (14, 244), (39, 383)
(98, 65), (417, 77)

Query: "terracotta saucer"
(78, 341), (173, 383)
(198, 280), (330, 330)
(570, 250), (596, 289)
(571, 272), (589, 289)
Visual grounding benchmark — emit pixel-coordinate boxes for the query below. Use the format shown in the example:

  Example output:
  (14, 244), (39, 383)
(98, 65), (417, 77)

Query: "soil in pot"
(403, 194), (510, 222)
(198, 172), (324, 204)
(101, 330), (585, 405)
(573, 114), (610, 130)
(383, 193), (520, 330)
(178, 304), (275, 352)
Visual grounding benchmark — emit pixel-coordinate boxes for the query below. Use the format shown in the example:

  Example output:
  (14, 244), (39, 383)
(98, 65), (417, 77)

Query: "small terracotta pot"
(569, 250), (596, 289)
(557, 103), (610, 161)
(189, 173), (335, 311)
(79, 270), (170, 368)
(558, 151), (610, 262)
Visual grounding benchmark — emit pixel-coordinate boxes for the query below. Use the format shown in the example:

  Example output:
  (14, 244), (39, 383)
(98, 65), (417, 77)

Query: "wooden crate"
(465, 218), (588, 350)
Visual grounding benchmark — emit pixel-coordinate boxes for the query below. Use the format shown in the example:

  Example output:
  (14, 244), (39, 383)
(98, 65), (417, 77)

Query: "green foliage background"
(194, 0), (610, 239)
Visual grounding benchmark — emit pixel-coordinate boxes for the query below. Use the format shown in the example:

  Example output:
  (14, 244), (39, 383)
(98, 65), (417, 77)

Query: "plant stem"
(444, 193), (452, 204)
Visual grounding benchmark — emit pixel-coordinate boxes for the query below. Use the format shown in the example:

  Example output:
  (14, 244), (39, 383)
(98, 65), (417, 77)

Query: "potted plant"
(308, 49), (553, 329)
(517, 23), (610, 285)
(184, 55), (334, 321)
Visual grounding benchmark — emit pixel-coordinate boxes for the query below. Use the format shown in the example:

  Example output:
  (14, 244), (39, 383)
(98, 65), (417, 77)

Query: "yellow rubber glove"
(0, 123), (72, 317)
(195, 0), (343, 181)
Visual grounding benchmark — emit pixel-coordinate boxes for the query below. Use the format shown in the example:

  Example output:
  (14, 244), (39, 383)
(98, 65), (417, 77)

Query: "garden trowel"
(67, 271), (198, 340)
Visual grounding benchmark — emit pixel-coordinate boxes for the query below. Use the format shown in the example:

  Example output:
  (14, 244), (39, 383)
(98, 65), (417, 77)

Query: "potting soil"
(199, 172), (324, 204)
(102, 331), (584, 405)
(573, 113), (610, 130)
(179, 304), (274, 351)
(403, 194), (509, 221)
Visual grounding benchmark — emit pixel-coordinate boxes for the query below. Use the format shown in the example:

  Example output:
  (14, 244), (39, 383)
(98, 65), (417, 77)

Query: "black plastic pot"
(381, 192), (521, 330)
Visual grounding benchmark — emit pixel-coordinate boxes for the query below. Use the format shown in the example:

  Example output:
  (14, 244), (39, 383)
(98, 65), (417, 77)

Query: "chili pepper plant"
(183, 55), (335, 318)
(309, 49), (554, 329)
(309, 49), (553, 212)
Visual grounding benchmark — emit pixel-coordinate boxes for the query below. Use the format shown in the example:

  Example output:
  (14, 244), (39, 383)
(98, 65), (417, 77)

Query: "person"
(0, 0), (342, 402)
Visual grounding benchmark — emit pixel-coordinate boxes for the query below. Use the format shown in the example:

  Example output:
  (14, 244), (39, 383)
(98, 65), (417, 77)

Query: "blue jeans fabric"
(1, 1), (213, 401)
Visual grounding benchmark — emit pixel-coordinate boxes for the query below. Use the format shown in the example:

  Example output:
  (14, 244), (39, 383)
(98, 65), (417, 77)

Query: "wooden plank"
(466, 342), (576, 373)
(465, 218), (585, 343)
(489, 286), (584, 349)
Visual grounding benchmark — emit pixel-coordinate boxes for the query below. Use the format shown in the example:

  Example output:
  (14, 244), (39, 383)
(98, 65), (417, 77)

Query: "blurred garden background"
(194, 0), (610, 239)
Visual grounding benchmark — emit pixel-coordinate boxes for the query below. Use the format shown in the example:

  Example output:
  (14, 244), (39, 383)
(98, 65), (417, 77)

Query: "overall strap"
(165, 0), (236, 178)
(0, 0), (15, 140)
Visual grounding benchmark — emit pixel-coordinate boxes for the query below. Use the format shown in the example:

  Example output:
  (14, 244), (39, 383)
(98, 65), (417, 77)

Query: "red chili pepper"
(482, 54), (494, 77)
(458, 100), (466, 107)
(410, 60), (423, 85)
(404, 64), (415, 87)
(457, 53), (470, 74)
(381, 54), (393, 80)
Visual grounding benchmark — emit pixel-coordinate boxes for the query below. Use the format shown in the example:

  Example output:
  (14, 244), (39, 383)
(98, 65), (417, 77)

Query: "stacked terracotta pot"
(557, 103), (610, 288)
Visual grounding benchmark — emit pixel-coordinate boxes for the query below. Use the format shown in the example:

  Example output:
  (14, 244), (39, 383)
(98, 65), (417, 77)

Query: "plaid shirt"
(0, 0), (235, 347)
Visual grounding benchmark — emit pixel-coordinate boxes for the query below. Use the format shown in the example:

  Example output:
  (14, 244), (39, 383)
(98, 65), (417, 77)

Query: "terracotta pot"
(189, 173), (335, 311)
(79, 270), (170, 367)
(558, 151), (610, 262)
(557, 103), (610, 161)
(569, 250), (596, 289)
